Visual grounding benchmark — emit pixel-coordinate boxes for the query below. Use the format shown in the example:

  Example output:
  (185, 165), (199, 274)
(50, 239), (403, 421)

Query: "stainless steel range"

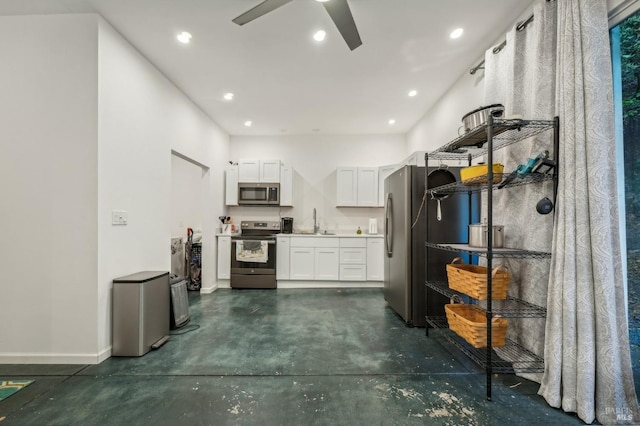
(230, 220), (280, 289)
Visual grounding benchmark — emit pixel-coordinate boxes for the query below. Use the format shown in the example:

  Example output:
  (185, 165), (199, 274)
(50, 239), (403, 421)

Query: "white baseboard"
(97, 346), (111, 364)
(276, 281), (383, 289)
(0, 353), (103, 365)
(217, 280), (231, 289)
(200, 283), (218, 294)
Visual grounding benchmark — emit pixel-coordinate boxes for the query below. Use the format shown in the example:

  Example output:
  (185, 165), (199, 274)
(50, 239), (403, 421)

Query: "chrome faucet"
(313, 208), (319, 234)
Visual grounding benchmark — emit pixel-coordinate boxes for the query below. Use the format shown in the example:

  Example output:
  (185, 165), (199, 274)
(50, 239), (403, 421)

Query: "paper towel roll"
(368, 218), (377, 234)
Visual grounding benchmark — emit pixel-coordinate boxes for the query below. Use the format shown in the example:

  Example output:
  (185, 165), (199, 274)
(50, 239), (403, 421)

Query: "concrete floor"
(0, 289), (587, 425)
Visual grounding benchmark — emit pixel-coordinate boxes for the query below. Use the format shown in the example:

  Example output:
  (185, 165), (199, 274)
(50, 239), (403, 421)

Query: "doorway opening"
(171, 151), (210, 290)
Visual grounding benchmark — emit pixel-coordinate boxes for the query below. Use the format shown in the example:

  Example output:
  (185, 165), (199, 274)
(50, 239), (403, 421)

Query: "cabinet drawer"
(339, 238), (366, 248)
(339, 248), (366, 264)
(340, 264), (366, 281)
(290, 237), (339, 248)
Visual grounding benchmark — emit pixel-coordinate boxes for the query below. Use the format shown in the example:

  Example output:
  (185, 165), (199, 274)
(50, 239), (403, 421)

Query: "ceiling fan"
(232, 0), (362, 51)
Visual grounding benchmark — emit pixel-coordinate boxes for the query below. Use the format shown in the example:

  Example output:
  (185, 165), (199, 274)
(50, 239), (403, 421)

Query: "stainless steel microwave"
(238, 183), (280, 206)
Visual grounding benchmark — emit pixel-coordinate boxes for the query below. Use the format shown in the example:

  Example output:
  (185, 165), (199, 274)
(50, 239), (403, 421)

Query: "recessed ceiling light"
(408, 90), (418, 97)
(389, 119), (396, 125)
(176, 31), (192, 44)
(313, 30), (326, 42)
(450, 28), (464, 39)
(315, 0), (331, 3)
(223, 93), (234, 101)
(244, 121), (252, 127)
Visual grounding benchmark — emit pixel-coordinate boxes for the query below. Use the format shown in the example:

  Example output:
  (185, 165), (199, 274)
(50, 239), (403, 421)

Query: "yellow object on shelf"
(460, 163), (504, 185)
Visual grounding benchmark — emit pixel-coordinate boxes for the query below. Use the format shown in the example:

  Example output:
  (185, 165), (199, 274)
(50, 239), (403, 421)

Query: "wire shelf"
(428, 172), (553, 195)
(431, 119), (556, 157)
(425, 242), (551, 259)
(425, 317), (545, 373)
(425, 281), (547, 318)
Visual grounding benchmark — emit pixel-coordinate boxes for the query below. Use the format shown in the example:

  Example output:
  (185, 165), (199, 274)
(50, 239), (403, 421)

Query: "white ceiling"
(0, 0), (534, 135)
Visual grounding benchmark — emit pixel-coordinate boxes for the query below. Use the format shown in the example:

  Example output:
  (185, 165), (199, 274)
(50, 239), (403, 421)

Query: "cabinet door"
(314, 248), (339, 280)
(290, 247), (314, 280)
(336, 167), (358, 206)
(366, 238), (384, 281)
(238, 159), (260, 182)
(225, 165), (238, 206)
(276, 237), (290, 280)
(357, 167), (379, 207)
(260, 160), (281, 183)
(378, 165), (398, 207)
(280, 166), (293, 207)
(339, 247), (367, 264)
(340, 264), (366, 281)
(217, 236), (231, 279)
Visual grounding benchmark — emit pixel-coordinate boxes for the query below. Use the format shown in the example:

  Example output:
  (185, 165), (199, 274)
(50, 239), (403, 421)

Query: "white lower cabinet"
(278, 236), (384, 283)
(339, 238), (366, 281)
(276, 236), (290, 280)
(314, 248), (339, 280)
(366, 237), (384, 281)
(290, 247), (315, 280)
(340, 264), (366, 281)
(217, 236), (231, 279)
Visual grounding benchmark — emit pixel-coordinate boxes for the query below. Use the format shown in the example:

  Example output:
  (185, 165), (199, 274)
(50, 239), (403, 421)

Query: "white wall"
(406, 71), (486, 153)
(229, 134), (406, 234)
(0, 14), (100, 362)
(406, 3), (538, 153)
(97, 18), (230, 355)
(0, 14), (229, 364)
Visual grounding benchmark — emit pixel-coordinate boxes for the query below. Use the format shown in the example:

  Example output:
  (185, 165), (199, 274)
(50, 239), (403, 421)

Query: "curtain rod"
(469, 0), (553, 75)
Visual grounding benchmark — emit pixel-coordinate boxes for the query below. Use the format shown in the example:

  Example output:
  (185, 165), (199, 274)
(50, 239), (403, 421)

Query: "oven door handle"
(232, 240), (276, 245)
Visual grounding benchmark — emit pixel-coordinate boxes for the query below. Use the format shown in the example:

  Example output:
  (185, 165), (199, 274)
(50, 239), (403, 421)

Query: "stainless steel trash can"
(112, 271), (170, 356)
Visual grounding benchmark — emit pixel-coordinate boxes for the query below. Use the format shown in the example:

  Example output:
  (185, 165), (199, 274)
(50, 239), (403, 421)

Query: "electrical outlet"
(112, 210), (128, 225)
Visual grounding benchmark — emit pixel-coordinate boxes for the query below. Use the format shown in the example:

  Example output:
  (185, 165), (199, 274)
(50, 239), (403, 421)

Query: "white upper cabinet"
(336, 167), (358, 206)
(336, 167), (379, 207)
(238, 159), (281, 183)
(238, 159), (260, 182)
(260, 160), (281, 183)
(357, 167), (378, 207)
(280, 165), (293, 207)
(225, 165), (239, 206)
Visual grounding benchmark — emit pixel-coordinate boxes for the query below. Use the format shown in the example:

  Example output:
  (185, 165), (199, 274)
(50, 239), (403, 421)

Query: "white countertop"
(216, 233), (383, 238)
(277, 233), (383, 238)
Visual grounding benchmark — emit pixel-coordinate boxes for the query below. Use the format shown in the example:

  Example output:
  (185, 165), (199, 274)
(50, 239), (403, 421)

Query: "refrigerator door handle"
(385, 193), (393, 256)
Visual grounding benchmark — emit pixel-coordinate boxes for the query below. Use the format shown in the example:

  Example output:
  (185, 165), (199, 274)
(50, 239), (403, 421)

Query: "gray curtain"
(538, 1), (640, 424)
(483, 0), (557, 382)
(484, 0), (639, 423)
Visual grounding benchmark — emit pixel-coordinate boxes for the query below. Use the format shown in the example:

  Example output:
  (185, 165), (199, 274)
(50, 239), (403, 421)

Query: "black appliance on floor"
(231, 220), (280, 289)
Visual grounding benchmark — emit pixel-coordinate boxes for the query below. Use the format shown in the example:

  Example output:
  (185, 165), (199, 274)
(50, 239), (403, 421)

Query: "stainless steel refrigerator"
(383, 165), (472, 326)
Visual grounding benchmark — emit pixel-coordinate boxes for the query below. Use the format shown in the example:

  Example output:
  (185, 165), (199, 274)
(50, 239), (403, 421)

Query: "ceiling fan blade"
(232, 0), (294, 26)
(322, 0), (362, 50)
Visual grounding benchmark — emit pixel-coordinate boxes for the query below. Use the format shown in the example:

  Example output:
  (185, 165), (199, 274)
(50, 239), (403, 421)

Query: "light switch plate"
(112, 210), (128, 225)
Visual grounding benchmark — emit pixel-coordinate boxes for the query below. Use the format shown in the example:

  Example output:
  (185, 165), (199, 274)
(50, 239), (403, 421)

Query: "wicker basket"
(446, 258), (510, 300)
(445, 303), (508, 348)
